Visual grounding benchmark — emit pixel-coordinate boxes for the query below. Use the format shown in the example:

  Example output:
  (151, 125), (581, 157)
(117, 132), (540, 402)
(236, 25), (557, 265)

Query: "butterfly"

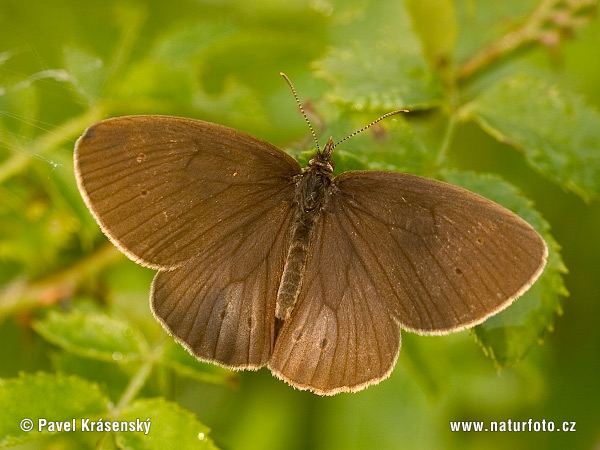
(74, 75), (547, 395)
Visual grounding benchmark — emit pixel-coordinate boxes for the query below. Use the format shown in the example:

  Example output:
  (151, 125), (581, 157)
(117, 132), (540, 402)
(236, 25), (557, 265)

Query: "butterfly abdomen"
(275, 161), (333, 322)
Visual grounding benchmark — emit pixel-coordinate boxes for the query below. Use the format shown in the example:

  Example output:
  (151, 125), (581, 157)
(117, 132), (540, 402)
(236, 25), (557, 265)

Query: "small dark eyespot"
(455, 267), (463, 275)
(140, 189), (149, 197)
(319, 338), (328, 349)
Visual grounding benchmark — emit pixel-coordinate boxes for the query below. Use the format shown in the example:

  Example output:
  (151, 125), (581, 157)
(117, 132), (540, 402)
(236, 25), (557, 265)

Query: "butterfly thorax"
(274, 140), (335, 328)
(297, 167), (332, 215)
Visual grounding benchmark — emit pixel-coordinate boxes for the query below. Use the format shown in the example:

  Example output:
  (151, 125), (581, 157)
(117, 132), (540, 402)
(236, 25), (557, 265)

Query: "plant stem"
(0, 242), (122, 318)
(96, 342), (164, 449)
(112, 340), (166, 415)
(436, 114), (457, 169)
(114, 352), (156, 414)
(456, 0), (595, 81)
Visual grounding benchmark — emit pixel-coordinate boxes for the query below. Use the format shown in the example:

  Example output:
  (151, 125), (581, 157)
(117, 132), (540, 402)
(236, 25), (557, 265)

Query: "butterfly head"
(308, 137), (335, 175)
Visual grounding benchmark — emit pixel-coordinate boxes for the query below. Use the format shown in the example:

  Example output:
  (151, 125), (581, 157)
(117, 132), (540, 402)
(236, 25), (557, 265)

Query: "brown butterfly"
(74, 75), (547, 395)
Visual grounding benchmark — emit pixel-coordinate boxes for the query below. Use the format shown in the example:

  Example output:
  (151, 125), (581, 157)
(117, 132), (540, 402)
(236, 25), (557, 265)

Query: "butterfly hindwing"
(152, 199), (296, 368)
(270, 200), (401, 394)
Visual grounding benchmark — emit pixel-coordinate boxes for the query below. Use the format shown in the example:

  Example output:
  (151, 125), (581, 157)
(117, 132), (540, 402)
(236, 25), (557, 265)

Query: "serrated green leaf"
(33, 311), (147, 362)
(465, 74), (600, 201)
(405, 0), (458, 66)
(0, 372), (109, 447)
(313, 1), (444, 111)
(315, 40), (444, 111)
(115, 398), (219, 450)
(442, 170), (567, 366)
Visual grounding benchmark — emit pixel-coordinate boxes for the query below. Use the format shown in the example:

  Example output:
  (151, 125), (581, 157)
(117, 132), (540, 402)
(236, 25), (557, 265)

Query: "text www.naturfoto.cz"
(449, 419), (576, 432)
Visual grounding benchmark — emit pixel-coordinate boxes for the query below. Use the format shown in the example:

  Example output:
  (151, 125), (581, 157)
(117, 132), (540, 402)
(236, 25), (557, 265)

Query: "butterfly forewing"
(327, 171), (548, 333)
(74, 115), (301, 269)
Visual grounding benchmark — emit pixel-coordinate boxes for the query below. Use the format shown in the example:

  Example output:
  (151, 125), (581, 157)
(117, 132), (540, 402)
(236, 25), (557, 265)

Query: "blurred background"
(1, 0), (599, 449)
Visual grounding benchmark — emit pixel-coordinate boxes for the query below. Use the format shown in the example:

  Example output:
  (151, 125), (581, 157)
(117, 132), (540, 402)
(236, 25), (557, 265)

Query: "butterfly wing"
(75, 115), (301, 368)
(270, 170), (547, 394)
(151, 197), (295, 368)
(269, 208), (401, 394)
(75, 115), (300, 269)
(329, 171), (548, 333)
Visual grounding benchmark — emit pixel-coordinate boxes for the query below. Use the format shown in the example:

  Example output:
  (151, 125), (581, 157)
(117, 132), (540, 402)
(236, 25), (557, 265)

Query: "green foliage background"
(0, 0), (599, 448)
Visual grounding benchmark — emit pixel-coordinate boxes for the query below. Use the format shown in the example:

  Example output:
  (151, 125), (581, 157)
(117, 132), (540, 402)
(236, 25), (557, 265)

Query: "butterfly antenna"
(280, 72), (321, 152)
(333, 109), (409, 149)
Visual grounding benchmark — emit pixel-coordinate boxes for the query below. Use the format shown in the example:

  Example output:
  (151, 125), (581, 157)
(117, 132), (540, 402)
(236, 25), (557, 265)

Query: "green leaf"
(315, 40), (443, 111)
(33, 311), (147, 362)
(405, 0), (458, 66)
(313, 1), (444, 111)
(465, 74), (600, 201)
(442, 170), (568, 366)
(115, 398), (219, 450)
(160, 343), (237, 387)
(51, 352), (132, 401)
(0, 372), (109, 447)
